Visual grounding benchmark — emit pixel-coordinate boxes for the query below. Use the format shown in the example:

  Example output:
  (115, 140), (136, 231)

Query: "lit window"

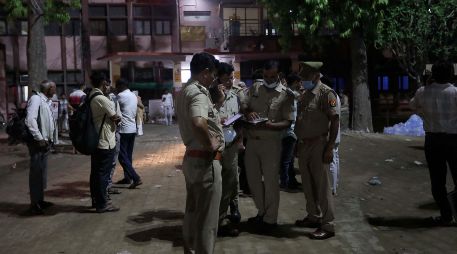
(134, 20), (151, 35)
(155, 20), (171, 35)
(377, 76), (389, 91)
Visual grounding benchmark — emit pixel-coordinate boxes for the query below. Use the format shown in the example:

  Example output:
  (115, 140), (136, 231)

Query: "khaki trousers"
(182, 156), (222, 254)
(298, 137), (335, 232)
(245, 138), (281, 224)
(219, 143), (239, 222)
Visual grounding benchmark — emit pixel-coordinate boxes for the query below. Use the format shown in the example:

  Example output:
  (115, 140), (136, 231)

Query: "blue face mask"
(301, 80), (315, 90)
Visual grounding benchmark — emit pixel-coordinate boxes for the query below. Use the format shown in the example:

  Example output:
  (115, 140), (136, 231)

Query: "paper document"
(223, 113), (243, 126)
(242, 117), (268, 125)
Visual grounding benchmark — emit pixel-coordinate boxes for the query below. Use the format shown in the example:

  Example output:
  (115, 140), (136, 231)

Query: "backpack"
(69, 91), (106, 155)
(6, 92), (39, 145)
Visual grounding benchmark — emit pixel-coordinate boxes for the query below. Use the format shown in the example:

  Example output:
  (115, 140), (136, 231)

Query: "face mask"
(263, 80), (279, 89)
(301, 80), (315, 90)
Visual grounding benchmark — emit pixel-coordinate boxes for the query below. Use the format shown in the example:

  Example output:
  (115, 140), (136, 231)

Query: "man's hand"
(37, 140), (48, 148)
(220, 117), (227, 125)
(323, 145), (334, 164)
(208, 136), (220, 152)
(110, 115), (121, 125)
(246, 112), (260, 121)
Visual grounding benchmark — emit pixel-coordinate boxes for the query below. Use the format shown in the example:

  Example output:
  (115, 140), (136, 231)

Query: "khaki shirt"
(90, 88), (117, 149)
(245, 81), (295, 140)
(219, 86), (243, 120)
(176, 79), (225, 152)
(294, 82), (338, 139)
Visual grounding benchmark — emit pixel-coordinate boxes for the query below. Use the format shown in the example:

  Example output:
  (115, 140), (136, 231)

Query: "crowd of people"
(20, 52), (456, 254)
(25, 73), (145, 214)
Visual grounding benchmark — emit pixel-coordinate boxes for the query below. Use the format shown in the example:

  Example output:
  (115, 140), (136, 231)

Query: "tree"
(5, 0), (80, 91)
(375, 0), (457, 87)
(260, 0), (389, 132)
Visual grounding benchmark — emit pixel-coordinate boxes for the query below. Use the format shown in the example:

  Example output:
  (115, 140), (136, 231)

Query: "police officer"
(176, 52), (224, 254)
(215, 62), (245, 236)
(294, 61), (339, 240)
(244, 60), (296, 230)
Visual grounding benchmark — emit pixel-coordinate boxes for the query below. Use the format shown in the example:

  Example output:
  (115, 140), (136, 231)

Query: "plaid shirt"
(410, 83), (457, 134)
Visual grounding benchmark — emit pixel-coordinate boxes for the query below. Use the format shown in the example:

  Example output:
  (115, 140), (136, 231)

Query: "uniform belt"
(185, 149), (222, 161)
(299, 134), (327, 143)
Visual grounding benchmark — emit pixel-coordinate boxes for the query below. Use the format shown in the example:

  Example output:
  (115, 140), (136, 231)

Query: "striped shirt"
(410, 83), (457, 134)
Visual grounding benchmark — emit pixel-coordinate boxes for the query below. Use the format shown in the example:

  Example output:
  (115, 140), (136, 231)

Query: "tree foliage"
(375, 0), (457, 83)
(5, 0), (80, 23)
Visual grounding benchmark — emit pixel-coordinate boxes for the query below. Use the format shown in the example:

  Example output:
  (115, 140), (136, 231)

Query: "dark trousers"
(424, 133), (457, 220)
(27, 144), (49, 206)
(238, 138), (250, 193)
(280, 136), (297, 186)
(91, 148), (115, 209)
(119, 133), (140, 182)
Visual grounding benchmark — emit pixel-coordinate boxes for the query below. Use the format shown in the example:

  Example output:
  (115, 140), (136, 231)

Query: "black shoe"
(96, 205), (120, 213)
(128, 180), (143, 189)
(260, 221), (278, 232)
(295, 218), (321, 228)
(39, 200), (54, 209)
(430, 216), (456, 227)
(108, 188), (122, 194)
(30, 204), (44, 215)
(115, 178), (132, 185)
(309, 228), (335, 240)
(217, 224), (240, 237)
(247, 214), (264, 225)
(229, 201), (241, 224)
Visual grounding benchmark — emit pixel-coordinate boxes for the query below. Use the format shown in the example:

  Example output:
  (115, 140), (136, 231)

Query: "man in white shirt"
(410, 60), (457, 226)
(115, 79), (142, 189)
(162, 89), (173, 125)
(25, 80), (57, 215)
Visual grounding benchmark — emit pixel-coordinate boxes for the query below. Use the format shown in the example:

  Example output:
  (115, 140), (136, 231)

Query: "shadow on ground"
(236, 222), (306, 239)
(127, 209), (185, 225)
(45, 181), (90, 198)
(417, 201), (439, 210)
(367, 216), (439, 229)
(0, 201), (89, 217)
(125, 224), (184, 247)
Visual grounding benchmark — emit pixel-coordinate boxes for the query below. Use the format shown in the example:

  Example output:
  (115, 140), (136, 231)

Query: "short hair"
(252, 69), (263, 79)
(190, 52), (219, 76)
(90, 72), (108, 87)
(39, 80), (55, 92)
(263, 60), (279, 71)
(217, 62), (234, 77)
(286, 73), (301, 85)
(432, 60), (454, 84)
(116, 78), (129, 88)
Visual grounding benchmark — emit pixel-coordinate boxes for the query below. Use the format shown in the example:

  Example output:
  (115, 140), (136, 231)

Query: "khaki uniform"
(176, 80), (224, 254)
(245, 81), (295, 224)
(294, 81), (338, 232)
(218, 85), (244, 222)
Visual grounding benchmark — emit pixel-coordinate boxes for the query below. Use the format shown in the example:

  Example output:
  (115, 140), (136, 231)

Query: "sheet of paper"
(223, 113), (243, 126)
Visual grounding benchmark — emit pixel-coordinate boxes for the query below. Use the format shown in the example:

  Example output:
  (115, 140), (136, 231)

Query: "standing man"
(58, 93), (69, 132)
(280, 73), (302, 191)
(329, 95), (341, 196)
(25, 80), (57, 215)
(176, 52), (224, 254)
(216, 62), (244, 237)
(115, 79), (142, 189)
(244, 61), (295, 230)
(294, 62), (339, 240)
(162, 89), (174, 126)
(410, 60), (457, 226)
(89, 72), (121, 213)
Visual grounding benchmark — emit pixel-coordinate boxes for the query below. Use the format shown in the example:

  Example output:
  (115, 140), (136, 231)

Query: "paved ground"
(0, 125), (456, 254)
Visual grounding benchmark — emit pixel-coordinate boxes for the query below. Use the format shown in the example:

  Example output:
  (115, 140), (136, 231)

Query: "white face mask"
(263, 80), (279, 89)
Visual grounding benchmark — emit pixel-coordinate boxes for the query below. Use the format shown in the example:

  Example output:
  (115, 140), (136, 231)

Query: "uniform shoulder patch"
(329, 99), (337, 107)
